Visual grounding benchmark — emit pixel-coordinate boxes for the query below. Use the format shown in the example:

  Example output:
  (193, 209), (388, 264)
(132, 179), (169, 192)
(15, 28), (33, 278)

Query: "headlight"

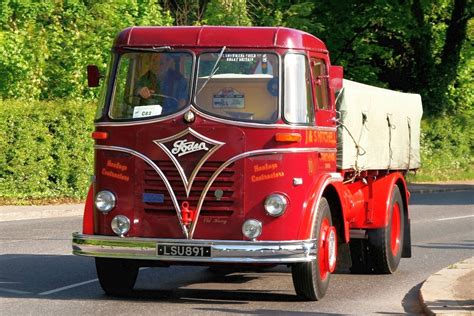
(95, 190), (116, 213)
(242, 219), (262, 240)
(111, 215), (130, 237)
(264, 193), (288, 217)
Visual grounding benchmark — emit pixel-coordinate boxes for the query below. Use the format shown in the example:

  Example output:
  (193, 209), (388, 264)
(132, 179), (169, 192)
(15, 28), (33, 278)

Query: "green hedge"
(409, 114), (474, 182)
(0, 100), (95, 200)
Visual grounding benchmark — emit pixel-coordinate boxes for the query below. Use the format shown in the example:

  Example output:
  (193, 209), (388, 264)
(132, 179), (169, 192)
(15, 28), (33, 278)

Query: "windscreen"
(195, 52), (279, 122)
(110, 52), (192, 120)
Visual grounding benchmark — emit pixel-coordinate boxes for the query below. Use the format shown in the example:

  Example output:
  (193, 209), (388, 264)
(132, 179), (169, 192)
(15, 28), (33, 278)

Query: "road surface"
(0, 191), (473, 315)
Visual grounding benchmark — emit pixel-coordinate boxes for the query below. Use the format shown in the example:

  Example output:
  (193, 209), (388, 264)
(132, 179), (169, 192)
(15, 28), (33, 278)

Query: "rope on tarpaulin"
(335, 112), (367, 184)
(386, 114), (396, 171)
(406, 117), (412, 172)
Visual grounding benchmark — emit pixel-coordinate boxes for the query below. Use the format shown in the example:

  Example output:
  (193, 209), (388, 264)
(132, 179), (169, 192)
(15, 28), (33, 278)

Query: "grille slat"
(143, 161), (238, 217)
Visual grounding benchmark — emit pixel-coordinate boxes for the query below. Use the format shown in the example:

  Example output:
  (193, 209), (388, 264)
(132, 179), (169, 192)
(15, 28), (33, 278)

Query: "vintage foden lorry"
(73, 26), (422, 300)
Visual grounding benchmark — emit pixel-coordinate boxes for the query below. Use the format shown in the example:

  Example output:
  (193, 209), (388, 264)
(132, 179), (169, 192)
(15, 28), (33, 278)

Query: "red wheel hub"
(390, 203), (401, 256)
(318, 219), (337, 280)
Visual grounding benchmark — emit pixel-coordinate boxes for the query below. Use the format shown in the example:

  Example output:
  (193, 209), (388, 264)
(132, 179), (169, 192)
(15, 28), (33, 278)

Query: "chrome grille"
(143, 161), (237, 217)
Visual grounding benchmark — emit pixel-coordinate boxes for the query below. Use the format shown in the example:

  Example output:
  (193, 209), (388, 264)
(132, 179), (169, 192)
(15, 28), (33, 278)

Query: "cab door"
(308, 54), (337, 171)
(309, 55), (335, 128)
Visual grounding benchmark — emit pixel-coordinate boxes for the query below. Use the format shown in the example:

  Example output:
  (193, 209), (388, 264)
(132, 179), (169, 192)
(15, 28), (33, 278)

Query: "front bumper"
(72, 233), (316, 264)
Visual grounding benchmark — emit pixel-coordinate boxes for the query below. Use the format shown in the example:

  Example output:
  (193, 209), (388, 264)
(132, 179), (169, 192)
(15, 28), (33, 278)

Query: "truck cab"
(73, 26), (416, 300)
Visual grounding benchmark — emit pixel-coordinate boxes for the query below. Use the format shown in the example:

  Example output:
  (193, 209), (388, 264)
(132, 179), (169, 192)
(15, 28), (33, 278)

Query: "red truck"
(73, 26), (422, 300)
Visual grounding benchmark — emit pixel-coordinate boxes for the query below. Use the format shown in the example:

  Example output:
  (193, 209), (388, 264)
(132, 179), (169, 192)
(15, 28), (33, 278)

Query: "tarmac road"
(0, 190), (473, 315)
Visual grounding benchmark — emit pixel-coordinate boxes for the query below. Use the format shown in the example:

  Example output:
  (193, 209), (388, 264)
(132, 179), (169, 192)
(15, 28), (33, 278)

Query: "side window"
(312, 59), (330, 110)
(284, 54), (314, 124)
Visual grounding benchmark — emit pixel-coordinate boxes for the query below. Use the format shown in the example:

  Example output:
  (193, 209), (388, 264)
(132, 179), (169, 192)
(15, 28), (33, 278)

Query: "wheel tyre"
(368, 186), (404, 273)
(350, 186), (404, 274)
(95, 258), (139, 296)
(349, 238), (371, 274)
(292, 198), (337, 301)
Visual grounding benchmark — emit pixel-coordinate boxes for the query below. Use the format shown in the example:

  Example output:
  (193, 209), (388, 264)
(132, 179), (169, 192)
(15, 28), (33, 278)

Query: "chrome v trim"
(153, 128), (225, 198)
(188, 146), (337, 238)
(96, 144), (336, 240)
(95, 145), (189, 238)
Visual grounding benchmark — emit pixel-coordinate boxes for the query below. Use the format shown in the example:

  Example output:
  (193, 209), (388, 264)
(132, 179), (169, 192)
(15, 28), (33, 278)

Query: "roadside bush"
(410, 114), (474, 182)
(0, 100), (95, 200)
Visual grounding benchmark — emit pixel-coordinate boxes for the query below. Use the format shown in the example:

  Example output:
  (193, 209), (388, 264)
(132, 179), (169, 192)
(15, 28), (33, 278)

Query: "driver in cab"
(136, 53), (188, 114)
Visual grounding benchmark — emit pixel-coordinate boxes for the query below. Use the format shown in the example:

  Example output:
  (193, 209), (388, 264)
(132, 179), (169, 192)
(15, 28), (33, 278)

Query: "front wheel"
(95, 258), (139, 296)
(292, 197), (337, 301)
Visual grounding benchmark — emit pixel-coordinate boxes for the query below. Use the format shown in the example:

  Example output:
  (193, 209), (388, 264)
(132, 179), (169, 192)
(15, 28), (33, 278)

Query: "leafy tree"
(0, 0), (172, 100)
(203, 0), (252, 26)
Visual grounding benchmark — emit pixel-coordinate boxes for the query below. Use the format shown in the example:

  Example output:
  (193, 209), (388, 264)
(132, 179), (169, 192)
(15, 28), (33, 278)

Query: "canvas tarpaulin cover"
(336, 80), (423, 171)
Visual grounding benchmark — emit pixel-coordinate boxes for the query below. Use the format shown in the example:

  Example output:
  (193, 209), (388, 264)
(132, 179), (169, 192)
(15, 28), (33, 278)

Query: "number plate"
(157, 244), (211, 257)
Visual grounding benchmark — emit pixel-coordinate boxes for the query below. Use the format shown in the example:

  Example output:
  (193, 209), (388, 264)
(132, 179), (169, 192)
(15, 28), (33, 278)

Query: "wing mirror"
(87, 65), (102, 87)
(329, 66), (343, 92)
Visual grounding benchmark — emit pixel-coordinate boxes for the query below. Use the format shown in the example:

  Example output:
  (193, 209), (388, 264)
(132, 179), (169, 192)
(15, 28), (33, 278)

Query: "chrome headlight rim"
(264, 193), (288, 217)
(95, 190), (116, 213)
(242, 219), (263, 240)
(111, 215), (131, 237)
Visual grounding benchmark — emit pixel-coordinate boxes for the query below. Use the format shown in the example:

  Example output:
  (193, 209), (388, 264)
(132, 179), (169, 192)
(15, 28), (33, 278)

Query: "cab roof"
(114, 26), (328, 53)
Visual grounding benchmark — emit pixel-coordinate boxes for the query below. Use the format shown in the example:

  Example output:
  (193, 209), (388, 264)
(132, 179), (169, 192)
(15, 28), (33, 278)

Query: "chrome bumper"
(72, 233), (316, 264)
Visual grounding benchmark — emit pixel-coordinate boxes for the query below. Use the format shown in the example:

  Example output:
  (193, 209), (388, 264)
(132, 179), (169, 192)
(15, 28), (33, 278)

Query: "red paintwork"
(114, 26), (327, 52)
(82, 184), (94, 234)
(391, 202), (401, 256)
(85, 26), (411, 252)
(318, 218), (332, 280)
(344, 172), (407, 229)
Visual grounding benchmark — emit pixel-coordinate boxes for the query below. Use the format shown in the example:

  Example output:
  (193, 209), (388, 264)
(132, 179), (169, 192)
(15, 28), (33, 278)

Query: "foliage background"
(0, 0), (472, 202)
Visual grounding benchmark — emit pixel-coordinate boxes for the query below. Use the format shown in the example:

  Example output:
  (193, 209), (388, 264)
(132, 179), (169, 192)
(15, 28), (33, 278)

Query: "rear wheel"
(292, 198), (337, 300)
(95, 258), (139, 296)
(350, 186), (404, 274)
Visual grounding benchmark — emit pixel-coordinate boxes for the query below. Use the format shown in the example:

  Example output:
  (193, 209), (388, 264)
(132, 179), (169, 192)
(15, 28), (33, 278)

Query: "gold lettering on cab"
(251, 163), (285, 182)
(102, 160), (130, 182)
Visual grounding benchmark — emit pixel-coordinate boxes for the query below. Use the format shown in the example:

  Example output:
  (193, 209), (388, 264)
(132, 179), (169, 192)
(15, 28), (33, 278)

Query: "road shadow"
(413, 240), (474, 250)
(400, 282), (425, 314)
(410, 190), (474, 205)
(193, 307), (348, 315)
(0, 254), (304, 303)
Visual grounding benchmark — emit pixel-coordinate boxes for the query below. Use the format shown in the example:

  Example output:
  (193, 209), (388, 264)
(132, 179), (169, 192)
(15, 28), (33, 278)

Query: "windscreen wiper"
(197, 46), (226, 95)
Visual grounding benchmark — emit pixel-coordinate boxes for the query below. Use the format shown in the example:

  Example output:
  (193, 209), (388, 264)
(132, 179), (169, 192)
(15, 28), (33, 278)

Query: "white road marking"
(412, 214), (474, 224)
(436, 215), (474, 221)
(0, 287), (32, 295)
(38, 267), (150, 296)
(39, 278), (98, 296)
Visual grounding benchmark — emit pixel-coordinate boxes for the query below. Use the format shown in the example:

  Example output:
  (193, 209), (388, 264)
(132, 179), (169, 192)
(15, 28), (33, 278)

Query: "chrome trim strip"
(96, 144), (336, 240)
(153, 128), (225, 198)
(96, 106), (191, 126)
(95, 105), (336, 132)
(189, 147), (337, 238)
(72, 233), (317, 263)
(95, 145), (189, 238)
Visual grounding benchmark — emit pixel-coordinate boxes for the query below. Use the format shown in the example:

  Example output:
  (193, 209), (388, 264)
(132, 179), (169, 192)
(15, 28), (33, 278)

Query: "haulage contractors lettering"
(102, 159), (130, 182)
(251, 163), (285, 183)
(171, 139), (209, 157)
